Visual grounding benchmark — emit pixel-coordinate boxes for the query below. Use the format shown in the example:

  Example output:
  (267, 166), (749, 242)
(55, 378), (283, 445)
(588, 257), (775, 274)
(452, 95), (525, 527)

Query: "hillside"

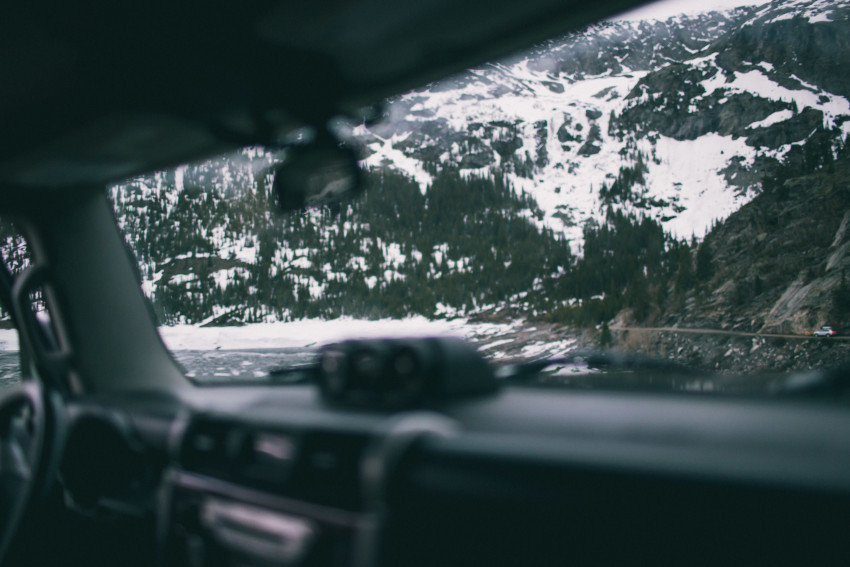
(656, 145), (850, 335)
(359, 0), (850, 247)
(109, 0), (850, 329)
(598, 142), (850, 375)
(111, 165), (575, 324)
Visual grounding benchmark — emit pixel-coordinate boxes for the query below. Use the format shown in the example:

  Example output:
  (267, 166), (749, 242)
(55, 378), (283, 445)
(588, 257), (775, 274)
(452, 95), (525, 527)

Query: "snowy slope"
(356, 0), (850, 248)
(97, 0), (850, 326)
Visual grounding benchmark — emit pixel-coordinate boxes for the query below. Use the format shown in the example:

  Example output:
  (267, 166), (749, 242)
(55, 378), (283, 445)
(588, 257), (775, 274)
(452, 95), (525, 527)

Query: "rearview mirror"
(271, 139), (362, 212)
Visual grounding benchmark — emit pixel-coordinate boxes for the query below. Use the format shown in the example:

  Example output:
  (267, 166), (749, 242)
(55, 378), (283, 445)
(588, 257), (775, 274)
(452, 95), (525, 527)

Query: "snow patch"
(157, 318), (519, 351)
(748, 109), (795, 129)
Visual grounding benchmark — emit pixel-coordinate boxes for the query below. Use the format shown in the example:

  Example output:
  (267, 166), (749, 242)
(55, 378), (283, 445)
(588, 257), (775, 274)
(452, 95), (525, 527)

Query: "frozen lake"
(0, 318), (578, 388)
(0, 349), (316, 387)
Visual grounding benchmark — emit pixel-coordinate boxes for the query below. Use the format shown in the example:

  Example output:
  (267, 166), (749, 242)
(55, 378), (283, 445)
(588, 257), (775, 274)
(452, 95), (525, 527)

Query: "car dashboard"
(53, 379), (850, 567)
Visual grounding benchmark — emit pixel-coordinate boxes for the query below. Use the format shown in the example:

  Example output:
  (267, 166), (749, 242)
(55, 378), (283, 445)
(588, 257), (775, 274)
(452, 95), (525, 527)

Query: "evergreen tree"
(599, 321), (613, 348)
(695, 242), (713, 281)
(834, 271), (850, 316)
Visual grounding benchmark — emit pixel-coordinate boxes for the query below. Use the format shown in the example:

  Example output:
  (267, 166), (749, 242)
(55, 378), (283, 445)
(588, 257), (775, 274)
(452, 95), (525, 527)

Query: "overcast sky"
(612, 0), (771, 21)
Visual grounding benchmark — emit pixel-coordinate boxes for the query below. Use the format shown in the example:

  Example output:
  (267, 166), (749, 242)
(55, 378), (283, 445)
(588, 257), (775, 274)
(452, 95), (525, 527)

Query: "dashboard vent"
(178, 416), (371, 511)
(287, 430), (371, 510)
(179, 416), (240, 480)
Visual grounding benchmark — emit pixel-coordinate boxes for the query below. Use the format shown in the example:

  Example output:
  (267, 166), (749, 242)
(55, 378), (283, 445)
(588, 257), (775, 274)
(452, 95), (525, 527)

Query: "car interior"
(1, 1), (850, 566)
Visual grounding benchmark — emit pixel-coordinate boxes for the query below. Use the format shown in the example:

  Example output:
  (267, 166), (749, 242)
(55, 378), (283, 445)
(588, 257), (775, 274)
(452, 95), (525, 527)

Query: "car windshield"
(4, 0), (850, 395)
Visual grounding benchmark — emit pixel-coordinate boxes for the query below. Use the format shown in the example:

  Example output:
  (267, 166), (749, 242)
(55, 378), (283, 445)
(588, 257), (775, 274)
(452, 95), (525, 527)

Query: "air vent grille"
(179, 417), (240, 479)
(178, 415), (370, 511)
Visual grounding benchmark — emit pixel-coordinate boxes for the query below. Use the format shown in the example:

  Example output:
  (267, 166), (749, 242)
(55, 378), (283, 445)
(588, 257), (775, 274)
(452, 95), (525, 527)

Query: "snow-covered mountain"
(91, 0), (850, 327)
(358, 0), (850, 247)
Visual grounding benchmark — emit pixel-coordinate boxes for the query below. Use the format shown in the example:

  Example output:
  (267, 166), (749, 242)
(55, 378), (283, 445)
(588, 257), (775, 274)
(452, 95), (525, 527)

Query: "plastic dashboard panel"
(84, 384), (850, 567)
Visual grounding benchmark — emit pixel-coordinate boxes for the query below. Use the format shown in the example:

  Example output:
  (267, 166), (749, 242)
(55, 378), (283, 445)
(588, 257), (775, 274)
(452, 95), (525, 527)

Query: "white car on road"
(814, 326), (836, 337)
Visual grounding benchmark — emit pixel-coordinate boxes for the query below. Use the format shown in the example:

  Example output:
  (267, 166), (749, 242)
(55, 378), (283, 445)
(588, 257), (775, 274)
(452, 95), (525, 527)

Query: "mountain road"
(611, 326), (850, 340)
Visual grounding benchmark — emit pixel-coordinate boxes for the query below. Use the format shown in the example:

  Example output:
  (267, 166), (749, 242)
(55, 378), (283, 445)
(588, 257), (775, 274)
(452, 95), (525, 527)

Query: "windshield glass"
(98, 0), (850, 392)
